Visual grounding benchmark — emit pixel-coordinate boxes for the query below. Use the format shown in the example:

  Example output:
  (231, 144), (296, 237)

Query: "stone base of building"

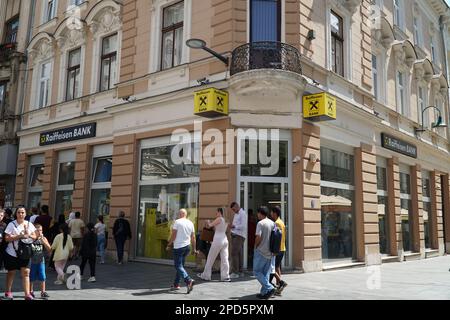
(302, 260), (323, 273)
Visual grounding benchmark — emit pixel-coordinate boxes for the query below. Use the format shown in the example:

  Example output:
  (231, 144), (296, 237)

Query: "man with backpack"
(113, 211), (132, 264)
(253, 206), (276, 299)
(270, 206), (288, 295)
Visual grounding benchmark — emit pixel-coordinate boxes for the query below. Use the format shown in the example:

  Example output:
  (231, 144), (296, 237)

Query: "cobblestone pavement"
(1, 255), (449, 300)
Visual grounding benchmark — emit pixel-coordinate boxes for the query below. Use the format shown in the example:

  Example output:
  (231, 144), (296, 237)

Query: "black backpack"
(269, 223), (282, 255)
(13, 222), (33, 260)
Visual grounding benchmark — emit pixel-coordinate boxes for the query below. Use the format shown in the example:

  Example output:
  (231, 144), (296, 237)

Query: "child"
(51, 224), (73, 285)
(80, 223), (97, 282)
(30, 223), (52, 299)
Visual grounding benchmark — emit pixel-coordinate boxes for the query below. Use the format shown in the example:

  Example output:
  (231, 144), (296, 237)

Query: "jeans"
(97, 234), (106, 262)
(173, 245), (192, 285)
(253, 250), (274, 295)
(115, 237), (126, 263)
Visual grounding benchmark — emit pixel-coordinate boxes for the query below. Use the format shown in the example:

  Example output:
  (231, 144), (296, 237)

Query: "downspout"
(439, 13), (450, 141)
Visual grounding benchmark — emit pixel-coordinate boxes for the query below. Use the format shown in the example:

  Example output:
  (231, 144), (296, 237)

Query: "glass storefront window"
(422, 178), (430, 198)
(137, 183), (199, 261)
(55, 190), (73, 219)
(140, 143), (200, 181)
(321, 187), (354, 261)
(89, 189), (110, 225)
(376, 166), (387, 191)
(400, 173), (410, 194)
(320, 147), (354, 184)
(27, 192), (42, 210)
(58, 162), (75, 185)
(423, 201), (431, 249)
(240, 140), (288, 177)
(93, 157), (112, 183)
(401, 198), (412, 252)
(378, 195), (389, 254)
(29, 165), (45, 188)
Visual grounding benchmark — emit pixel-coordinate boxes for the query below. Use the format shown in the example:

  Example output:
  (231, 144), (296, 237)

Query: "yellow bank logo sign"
(194, 88), (229, 118)
(303, 92), (337, 122)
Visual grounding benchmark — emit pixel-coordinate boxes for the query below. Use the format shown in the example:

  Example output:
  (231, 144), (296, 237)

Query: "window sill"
(425, 249), (439, 259)
(322, 261), (365, 271)
(403, 252), (421, 261)
(37, 17), (58, 32)
(64, 1), (89, 17)
(381, 255), (399, 263)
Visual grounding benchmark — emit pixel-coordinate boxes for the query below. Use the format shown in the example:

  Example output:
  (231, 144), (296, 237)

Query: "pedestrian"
(112, 211), (132, 264)
(51, 223), (74, 285)
(29, 223), (51, 299)
(48, 214), (66, 270)
(229, 202), (247, 279)
(197, 208), (230, 282)
(166, 209), (197, 293)
(94, 215), (106, 264)
(35, 205), (52, 239)
(68, 211), (85, 259)
(270, 206), (288, 295)
(66, 211), (75, 224)
(0, 209), (7, 273)
(29, 207), (40, 224)
(3, 206), (37, 300)
(3, 208), (13, 226)
(253, 206), (276, 299)
(80, 222), (97, 283)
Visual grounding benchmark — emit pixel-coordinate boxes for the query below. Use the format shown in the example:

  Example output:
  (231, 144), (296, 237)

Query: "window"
(0, 82), (6, 116)
(66, 48), (81, 101)
(372, 55), (379, 100)
(55, 151), (76, 219)
(431, 36), (437, 63)
(422, 174), (432, 249)
(396, 71), (406, 115)
(90, 154), (112, 224)
(100, 34), (118, 91)
(161, 1), (184, 70)
(4, 16), (19, 43)
(399, 169), (412, 252)
(68, 0), (83, 7)
(250, 0), (281, 42)
(27, 155), (45, 210)
(331, 11), (344, 77)
(413, 16), (422, 47)
(38, 62), (51, 108)
(393, 0), (403, 29)
(418, 86), (428, 126)
(376, 165), (389, 255)
(44, 0), (57, 23)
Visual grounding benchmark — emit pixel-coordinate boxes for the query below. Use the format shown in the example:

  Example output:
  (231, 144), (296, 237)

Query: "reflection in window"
(140, 143), (200, 181)
(27, 192), (42, 211)
(58, 162), (75, 185)
(90, 189), (110, 224)
(422, 178), (430, 198)
(400, 172), (410, 194)
(376, 166), (387, 191)
(100, 34), (118, 91)
(240, 140), (287, 177)
(378, 195), (388, 254)
(401, 198), (412, 252)
(29, 164), (45, 188)
(93, 157), (112, 183)
(55, 190), (73, 219)
(320, 147), (354, 184)
(423, 201), (432, 249)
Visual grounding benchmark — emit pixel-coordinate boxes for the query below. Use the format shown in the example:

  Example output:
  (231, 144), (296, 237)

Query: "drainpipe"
(439, 13), (450, 141)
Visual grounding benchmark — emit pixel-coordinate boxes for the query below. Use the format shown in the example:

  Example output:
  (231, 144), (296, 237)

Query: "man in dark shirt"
(113, 211), (132, 264)
(35, 205), (52, 239)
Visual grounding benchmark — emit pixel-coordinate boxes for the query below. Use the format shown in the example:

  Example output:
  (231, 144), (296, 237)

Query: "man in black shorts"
(270, 206), (288, 295)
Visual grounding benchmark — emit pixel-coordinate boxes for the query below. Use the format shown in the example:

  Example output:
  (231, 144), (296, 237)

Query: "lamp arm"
(202, 47), (229, 66)
(421, 106), (442, 128)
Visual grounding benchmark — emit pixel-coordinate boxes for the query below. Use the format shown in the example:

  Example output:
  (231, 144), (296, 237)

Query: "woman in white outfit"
(197, 208), (230, 281)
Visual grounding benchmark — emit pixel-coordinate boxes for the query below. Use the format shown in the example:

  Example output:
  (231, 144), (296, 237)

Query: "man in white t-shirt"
(166, 209), (197, 294)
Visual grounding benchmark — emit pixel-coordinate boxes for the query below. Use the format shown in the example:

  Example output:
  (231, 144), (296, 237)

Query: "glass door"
(241, 181), (289, 269)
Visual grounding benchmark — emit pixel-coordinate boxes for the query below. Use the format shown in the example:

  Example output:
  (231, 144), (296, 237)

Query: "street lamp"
(186, 38), (229, 66)
(415, 106), (448, 133)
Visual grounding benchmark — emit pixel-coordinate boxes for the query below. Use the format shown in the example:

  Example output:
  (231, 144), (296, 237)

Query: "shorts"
(30, 263), (46, 282)
(275, 251), (285, 269)
(270, 256), (276, 274)
(4, 253), (30, 271)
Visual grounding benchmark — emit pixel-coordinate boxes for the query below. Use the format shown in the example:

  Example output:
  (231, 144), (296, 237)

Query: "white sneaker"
(54, 280), (64, 285)
(230, 273), (240, 279)
(0, 269), (7, 274)
(87, 277), (96, 282)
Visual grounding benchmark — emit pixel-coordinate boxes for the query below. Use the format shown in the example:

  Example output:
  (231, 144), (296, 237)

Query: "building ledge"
(322, 261), (365, 272)
(381, 255), (399, 263)
(425, 249), (440, 259)
(403, 252), (421, 261)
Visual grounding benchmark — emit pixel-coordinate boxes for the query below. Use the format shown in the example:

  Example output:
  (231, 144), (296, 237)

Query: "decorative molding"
(55, 25), (87, 51)
(29, 38), (55, 62)
(88, 6), (121, 37)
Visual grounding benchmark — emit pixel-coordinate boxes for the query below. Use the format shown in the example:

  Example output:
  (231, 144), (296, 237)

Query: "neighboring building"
(14, 0), (450, 270)
(0, 0), (33, 208)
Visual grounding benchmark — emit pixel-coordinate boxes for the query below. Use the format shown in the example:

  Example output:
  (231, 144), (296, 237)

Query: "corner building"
(15, 0), (450, 271)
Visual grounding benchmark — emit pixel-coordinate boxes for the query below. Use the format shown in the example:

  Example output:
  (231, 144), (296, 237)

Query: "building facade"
(14, 0), (450, 271)
(0, 0), (33, 208)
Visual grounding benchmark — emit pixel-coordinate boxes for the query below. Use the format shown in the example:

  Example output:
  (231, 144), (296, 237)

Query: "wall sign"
(194, 88), (229, 118)
(303, 92), (337, 122)
(381, 133), (417, 158)
(40, 123), (97, 146)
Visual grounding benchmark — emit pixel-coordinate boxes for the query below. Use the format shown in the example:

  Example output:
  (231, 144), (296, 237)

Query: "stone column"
(410, 165), (423, 256)
(301, 122), (322, 273)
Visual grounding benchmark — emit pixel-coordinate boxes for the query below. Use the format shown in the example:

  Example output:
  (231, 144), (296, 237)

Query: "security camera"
(197, 77), (210, 85)
(122, 96), (137, 103)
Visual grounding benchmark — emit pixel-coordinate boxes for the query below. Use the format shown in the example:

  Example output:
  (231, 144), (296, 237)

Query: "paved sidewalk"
(1, 255), (450, 300)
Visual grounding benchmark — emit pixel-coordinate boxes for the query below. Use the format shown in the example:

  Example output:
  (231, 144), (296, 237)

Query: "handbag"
(200, 227), (215, 242)
(13, 222), (33, 260)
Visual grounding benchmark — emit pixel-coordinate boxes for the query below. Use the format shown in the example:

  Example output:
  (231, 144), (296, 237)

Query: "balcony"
(228, 42), (306, 121)
(230, 41), (302, 76)
(0, 42), (17, 63)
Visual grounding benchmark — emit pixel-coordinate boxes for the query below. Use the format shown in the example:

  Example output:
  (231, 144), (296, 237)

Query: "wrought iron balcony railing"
(230, 41), (302, 76)
(0, 42), (17, 63)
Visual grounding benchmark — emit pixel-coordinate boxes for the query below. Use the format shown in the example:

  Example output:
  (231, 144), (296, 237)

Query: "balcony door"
(250, 0), (281, 42)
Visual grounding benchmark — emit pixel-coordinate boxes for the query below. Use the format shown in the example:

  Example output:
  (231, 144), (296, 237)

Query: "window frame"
(38, 61), (52, 108)
(44, 0), (57, 23)
(393, 0), (404, 30)
(413, 16), (422, 47)
(396, 71), (407, 115)
(65, 47), (81, 101)
(160, 1), (184, 71)
(330, 10), (344, 77)
(4, 15), (19, 44)
(249, 0), (282, 43)
(99, 33), (118, 92)
(372, 55), (379, 100)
